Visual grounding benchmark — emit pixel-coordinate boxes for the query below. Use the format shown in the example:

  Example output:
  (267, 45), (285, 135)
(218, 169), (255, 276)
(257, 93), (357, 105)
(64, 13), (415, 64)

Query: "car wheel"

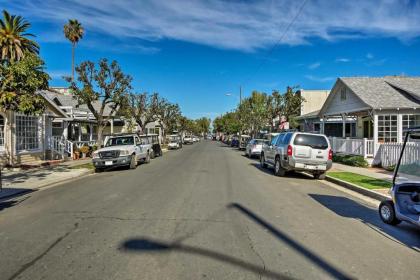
(150, 150), (156, 159)
(379, 201), (401, 225)
(130, 155), (137, 169)
(314, 172), (326, 180)
(274, 157), (286, 177)
(260, 154), (267, 168)
(144, 152), (151, 164)
(95, 168), (103, 173)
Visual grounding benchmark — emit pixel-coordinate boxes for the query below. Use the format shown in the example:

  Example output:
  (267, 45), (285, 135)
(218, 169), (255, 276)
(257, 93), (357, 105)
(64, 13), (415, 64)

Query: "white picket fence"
(329, 137), (374, 158)
(379, 142), (420, 168)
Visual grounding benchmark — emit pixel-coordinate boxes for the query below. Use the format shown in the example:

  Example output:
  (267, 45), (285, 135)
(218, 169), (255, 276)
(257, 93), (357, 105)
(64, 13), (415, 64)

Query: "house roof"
(41, 90), (115, 117)
(295, 110), (320, 120)
(37, 90), (70, 118)
(339, 76), (420, 109)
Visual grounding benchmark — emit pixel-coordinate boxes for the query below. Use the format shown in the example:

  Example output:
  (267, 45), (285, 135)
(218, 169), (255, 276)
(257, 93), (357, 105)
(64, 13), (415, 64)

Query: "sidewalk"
(0, 158), (93, 200)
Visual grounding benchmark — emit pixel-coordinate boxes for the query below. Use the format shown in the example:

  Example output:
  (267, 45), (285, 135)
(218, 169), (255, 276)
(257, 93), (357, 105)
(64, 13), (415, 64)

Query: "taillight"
(287, 145), (293, 156)
(328, 149), (333, 160)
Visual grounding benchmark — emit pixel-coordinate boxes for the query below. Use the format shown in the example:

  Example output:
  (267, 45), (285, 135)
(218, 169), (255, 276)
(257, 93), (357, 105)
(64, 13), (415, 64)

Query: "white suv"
(260, 132), (332, 179)
(92, 134), (151, 172)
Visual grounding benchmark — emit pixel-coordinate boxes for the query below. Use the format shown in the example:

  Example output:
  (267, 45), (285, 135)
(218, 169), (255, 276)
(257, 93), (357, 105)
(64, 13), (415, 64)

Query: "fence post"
(363, 138), (367, 159)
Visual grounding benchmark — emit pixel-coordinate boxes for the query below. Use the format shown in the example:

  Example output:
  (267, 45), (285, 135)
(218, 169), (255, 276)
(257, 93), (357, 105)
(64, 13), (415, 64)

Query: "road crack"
(243, 224), (266, 280)
(8, 222), (79, 280)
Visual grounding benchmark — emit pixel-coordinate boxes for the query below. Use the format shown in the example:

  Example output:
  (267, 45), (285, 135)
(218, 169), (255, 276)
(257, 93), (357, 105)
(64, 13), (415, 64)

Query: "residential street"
(1, 141), (419, 280)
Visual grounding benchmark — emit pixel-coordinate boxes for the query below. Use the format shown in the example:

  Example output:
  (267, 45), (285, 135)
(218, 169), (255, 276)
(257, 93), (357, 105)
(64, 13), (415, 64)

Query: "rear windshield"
(255, 140), (268, 144)
(293, 134), (328, 149)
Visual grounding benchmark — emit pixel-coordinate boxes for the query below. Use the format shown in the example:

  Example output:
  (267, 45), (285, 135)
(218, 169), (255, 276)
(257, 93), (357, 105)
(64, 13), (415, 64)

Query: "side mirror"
(100, 145), (104, 148)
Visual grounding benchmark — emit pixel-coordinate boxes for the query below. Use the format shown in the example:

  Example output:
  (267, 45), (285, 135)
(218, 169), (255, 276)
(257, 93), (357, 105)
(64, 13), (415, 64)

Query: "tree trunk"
(96, 124), (105, 146)
(71, 43), (75, 82)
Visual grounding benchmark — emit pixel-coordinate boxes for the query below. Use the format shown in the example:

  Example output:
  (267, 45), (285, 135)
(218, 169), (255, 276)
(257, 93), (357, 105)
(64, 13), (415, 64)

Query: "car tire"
(129, 155), (137, 169)
(260, 154), (267, 168)
(274, 157), (286, 177)
(95, 168), (103, 173)
(314, 172), (326, 180)
(150, 150), (156, 159)
(379, 201), (401, 225)
(144, 152), (151, 164)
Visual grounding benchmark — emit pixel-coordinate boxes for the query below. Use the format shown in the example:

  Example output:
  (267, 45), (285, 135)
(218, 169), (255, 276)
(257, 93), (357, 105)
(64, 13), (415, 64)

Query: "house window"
(340, 88), (347, 101)
(16, 115), (39, 151)
(377, 115), (397, 143)
(402, 114), (420, 129)
(0, 115), (5, 148)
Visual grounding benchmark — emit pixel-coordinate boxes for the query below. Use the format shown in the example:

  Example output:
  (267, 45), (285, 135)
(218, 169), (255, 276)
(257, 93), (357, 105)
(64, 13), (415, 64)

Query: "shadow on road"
(249, 162), (313, 180)
(0, 195), (30, 211)
(309, 194), (420, 251)
(121, 238), (293, 280)
(227, 202), (354, 280)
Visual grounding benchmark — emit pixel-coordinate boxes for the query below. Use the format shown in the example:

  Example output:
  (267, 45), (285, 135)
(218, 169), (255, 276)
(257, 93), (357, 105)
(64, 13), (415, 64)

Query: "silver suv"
(260, 132), (332, 179)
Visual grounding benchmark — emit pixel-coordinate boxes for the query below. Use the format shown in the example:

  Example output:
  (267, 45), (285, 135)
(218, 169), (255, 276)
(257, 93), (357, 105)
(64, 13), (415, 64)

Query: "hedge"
(332, 153), (368, 167)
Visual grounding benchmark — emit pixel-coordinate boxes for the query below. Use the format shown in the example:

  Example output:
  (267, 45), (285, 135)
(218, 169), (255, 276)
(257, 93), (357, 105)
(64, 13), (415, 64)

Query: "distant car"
(184, 136), (193, 144)
(260, 132), (332, 179)
(167, 134), (182, 149)
(239, 135), (251, 150)
(92, 134), (151, 172)
(231, 137), (239, 147)
(193, 136), (200, 142)
(245, 139), (268, 158)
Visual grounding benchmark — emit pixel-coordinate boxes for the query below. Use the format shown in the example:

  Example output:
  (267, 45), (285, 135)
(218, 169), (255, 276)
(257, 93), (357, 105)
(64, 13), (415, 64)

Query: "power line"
(241, 0), (309, 88)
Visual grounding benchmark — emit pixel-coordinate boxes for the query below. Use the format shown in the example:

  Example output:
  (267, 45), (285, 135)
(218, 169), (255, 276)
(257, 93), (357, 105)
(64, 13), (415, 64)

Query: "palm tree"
(63, 19), (84, 81)
(0, 10), (39, 62)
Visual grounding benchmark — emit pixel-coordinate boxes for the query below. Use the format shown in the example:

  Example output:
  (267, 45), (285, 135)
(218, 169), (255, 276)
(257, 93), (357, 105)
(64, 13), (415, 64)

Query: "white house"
(318, 76), (420, 166)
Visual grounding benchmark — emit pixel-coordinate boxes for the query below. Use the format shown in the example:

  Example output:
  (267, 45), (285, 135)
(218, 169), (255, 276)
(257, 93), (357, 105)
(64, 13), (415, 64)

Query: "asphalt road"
(1, 141), (419, 280)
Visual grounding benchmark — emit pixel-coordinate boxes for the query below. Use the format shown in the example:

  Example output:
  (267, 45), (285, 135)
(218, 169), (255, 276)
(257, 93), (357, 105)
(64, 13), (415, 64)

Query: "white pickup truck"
(92, 134), (151, 172)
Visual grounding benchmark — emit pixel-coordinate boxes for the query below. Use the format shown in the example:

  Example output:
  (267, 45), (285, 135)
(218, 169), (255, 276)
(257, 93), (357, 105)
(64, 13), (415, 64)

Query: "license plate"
(305, 164), (326, 170)
(105, 161), (113, 166)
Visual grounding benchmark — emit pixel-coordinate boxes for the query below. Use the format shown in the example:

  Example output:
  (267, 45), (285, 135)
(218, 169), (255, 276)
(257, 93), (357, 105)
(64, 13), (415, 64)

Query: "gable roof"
(37, 90), (69, 118)
(319, 76), (420, 116)
(340, 77), (420, 109)
(42, 90), (116, 118)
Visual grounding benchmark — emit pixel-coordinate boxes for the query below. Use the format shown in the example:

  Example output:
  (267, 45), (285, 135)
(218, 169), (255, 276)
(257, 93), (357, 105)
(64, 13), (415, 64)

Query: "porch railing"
(329, 137), (374, 158)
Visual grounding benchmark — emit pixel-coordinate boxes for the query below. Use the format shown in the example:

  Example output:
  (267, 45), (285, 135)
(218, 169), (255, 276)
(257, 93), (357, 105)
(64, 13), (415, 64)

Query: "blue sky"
(2, 0), (420, 119)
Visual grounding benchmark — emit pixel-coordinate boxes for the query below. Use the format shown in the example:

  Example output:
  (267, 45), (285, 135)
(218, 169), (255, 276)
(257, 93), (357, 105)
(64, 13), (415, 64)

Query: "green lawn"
(327, 171), (392, 190)
(69, 163), (95, 170)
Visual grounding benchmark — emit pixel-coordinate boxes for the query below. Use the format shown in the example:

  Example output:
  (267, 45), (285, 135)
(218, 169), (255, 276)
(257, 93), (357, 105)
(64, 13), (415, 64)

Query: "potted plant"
(73, 147), (80, 160)
(79, 145), (90, 158)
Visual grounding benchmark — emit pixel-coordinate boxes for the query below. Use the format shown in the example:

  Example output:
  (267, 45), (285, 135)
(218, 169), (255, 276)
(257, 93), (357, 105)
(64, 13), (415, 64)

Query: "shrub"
(333, 153), (368, 167)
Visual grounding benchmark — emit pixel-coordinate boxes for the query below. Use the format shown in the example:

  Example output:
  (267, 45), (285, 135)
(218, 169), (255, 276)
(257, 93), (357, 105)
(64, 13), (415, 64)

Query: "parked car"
(140, 134), (162, 158)
(239, 135), (251, 150)
(260, 132), (332, 179)
(167, 134), (182, 149)
(193, 136), (200, 142)
(184, 136), (194, 144)
(245, 139), (268, 158)
(92, 134), (151, 172)
(231, 136), (239, 147)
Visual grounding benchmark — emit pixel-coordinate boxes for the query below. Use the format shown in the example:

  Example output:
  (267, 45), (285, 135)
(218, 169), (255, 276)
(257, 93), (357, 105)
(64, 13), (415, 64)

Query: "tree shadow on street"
(227, 202), (354, 279)
(308, 194), (420, 251)
(121, 237), (293, 280)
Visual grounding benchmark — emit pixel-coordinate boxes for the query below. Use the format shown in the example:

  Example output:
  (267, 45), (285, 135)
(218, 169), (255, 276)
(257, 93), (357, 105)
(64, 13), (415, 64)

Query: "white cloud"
(366, 53), (374, 59)
(335, 58), (350, 62)
(3, 0), (420, 51)
(305, 75), (335, 83)
(308, 62), (321, 69)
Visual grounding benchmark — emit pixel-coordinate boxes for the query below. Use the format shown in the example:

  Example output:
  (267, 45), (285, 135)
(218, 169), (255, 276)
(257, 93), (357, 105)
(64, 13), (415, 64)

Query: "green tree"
(0, 10), (39, 62)
(237, 91), (270, 137)
(0, 52), (49, 114)
(67, 59), (132, 145)
(158, 100), (181, 138)
(64, 19), (84, 82)
(195, 117), (211, 135)
(269, 86), (304, 130)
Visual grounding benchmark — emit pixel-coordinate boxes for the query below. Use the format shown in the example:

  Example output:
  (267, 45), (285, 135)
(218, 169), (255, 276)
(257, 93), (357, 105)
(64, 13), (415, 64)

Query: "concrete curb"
(0, 169), (94, 200)
(326, 175), (390, 201)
